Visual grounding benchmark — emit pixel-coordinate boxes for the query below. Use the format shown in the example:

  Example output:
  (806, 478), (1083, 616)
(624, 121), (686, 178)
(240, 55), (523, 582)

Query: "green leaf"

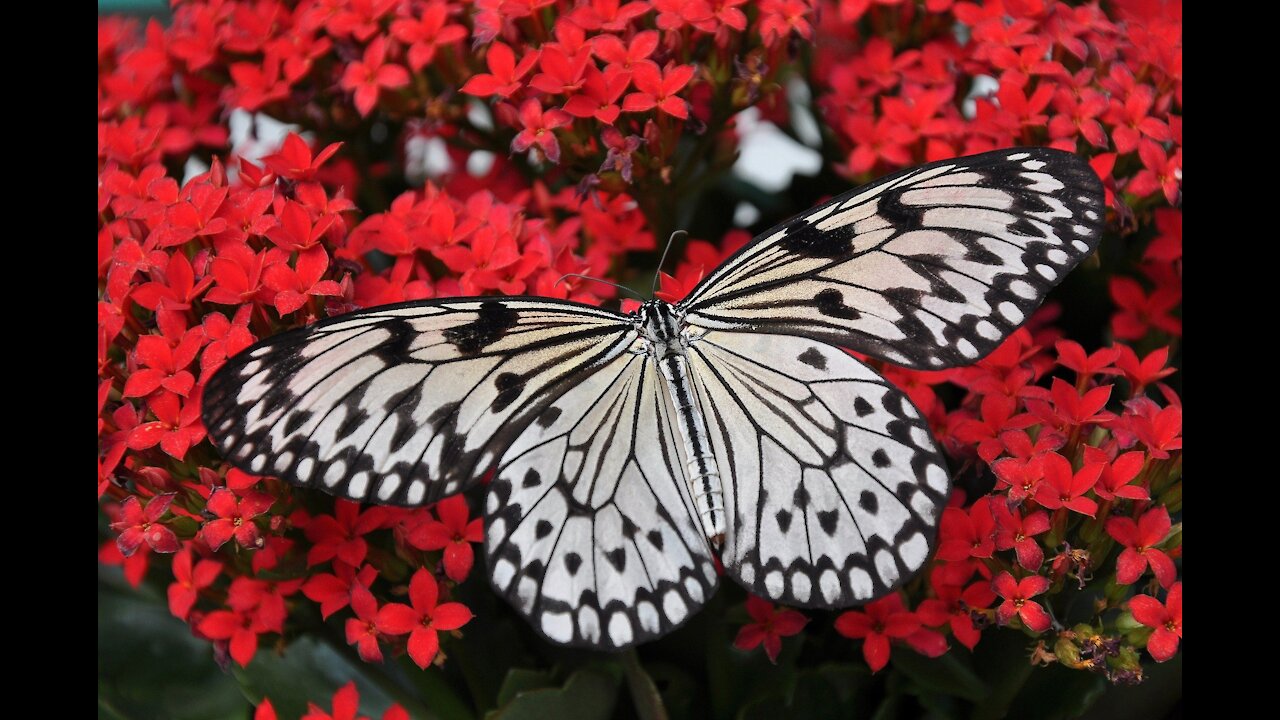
(891, 649), (987, 703)
(737, 663), (872, 720)
(494, 668), (556, 707)
(98, 577), (245, 720)
(1002, 664), (1107, 720)
(486, 667), (620, 720)
(970, 629), (1036, 720)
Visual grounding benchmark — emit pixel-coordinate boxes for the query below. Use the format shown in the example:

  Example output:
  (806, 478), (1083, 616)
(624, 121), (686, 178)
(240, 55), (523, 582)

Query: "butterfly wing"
(202, 298), (635, 506)
(485, 350), (718, 649)
(681, 148), (1104, 369)
(686, 329), (948, 607)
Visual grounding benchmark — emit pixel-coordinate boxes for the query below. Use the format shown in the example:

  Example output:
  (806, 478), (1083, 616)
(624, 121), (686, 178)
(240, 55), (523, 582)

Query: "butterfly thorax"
(635, 301), (726, 547)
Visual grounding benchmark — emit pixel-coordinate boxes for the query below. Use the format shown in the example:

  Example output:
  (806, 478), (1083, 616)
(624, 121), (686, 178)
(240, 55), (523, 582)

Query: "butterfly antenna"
(554, 273), (645, 300)
(652, 230), (688, 295)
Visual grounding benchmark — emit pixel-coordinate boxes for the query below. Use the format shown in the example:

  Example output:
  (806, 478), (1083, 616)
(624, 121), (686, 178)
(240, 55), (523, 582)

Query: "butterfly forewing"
(203, 298), (634, 506)
(686, 330), (948, 607)
(681, 148), (1104, 369)
(485, 350), (718, 649)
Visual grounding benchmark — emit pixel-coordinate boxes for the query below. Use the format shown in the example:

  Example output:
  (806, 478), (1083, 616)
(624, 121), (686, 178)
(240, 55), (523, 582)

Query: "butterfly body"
(204, 148), (1104, 651)
(637, 300), (726, 545)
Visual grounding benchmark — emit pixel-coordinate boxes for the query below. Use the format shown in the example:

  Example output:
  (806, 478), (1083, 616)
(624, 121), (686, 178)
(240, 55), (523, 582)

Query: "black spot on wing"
(537, 406), (562, 428)
(797, 347), (827, 370)
(776, 509), (793, 533)
(778, 216), (854, 258)
(871, 448), (891, 468)
(564, 552), (583, 575)
(646, 529), (664, 550)
(815, 288), (862, 320)
(535, 520), (553, 538)
(793, 486), (810, 509)
(606, 548), (627, 571)
(854, 397), (874, 417)
(492, 372), (525, 412)
(443, 301), (520, 354)
(817, 510), (839, 535)
(522, 468), (542, 488)
(859, 490), (879, 514)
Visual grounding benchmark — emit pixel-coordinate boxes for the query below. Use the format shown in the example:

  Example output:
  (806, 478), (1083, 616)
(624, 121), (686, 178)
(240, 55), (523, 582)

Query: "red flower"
(563, 66), (631, 125)
(1129, 140), (1182, 205)
(592, 30), (657, 70)
(759, 0), (813, 44)
(510, 99), (572, 163)
(992, 572), (1052, 633)
(1114, 346), (1176, 394)
(168, 548), (221, 619)
(1085, 447), (1149, 502)
(130, 251), (213, 326)
(917, 573), (996, 650)
(733, 595), (809, 663)
(1104, 85), (1171, 154)
(1130, 583), (1181, 662)
(345, 583), (385, 663)
(300, 682), (409, 720)
(1110, 277), (1182, 340)
(126, 391), (206, 459)
(390, 2), (467, 71)
(305, 501), (390, 567)
(1130, 404), (1183, 459)
(407, 496), (484, 583)
(1055, 340), (1119, 381)
(260, 134), (342, 183)
(1034, 452), (1101, 517)
(841, 116), (913, 174)
(992, 502), (1050, 571)
(623, 61), (695, 119)
(936, 496), (996, 562)
(201, 488), (275, 551)
(1027, 378), (1112, 430)
(263, 246), (344, 315)
(461, 43), (538, 98)
(835, 594), (924, 672)
(375, 569), (473, 669)
(1106, 506), (1176, 588)
(111, 493), (180, 557)
(952, 394), (1034, 463)
(123, 329), (203, 399)
(529, 44), (592, 96)
(304, 559), (375, 617)
(204, 244), (283, 307)
(198, 606), (265, 666)
(992, 456), (1044, 504)
(339, 38), (411, 116)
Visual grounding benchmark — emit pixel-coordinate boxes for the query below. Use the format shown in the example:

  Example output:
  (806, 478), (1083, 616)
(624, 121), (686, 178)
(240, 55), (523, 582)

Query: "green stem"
(620, 649), (669, 720)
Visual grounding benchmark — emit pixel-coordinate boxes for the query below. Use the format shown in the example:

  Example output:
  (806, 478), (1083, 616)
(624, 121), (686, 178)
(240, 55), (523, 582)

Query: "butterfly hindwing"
(681, 148), (1104, 369)
(485, 350), (719, 649)
(686, 329), (949, 607)
(203, 298), (634, 506)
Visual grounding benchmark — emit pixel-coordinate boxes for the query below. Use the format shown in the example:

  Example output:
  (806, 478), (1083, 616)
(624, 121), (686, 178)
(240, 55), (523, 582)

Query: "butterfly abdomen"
(640, 301), (727, 545)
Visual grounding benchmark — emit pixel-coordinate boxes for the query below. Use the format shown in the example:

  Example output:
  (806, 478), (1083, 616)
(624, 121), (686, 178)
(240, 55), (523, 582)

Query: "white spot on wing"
(542, 612), (574, 643)
(608, 612), (633, 646)
(849, 568), (873, 599)
(900, 533), (929, 570)
(663, 592), (688, 624)
(407, 480), (425, 504)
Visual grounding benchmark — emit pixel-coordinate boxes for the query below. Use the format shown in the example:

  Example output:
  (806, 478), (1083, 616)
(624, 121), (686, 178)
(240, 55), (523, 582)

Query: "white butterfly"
(203, 148), (1103, 650)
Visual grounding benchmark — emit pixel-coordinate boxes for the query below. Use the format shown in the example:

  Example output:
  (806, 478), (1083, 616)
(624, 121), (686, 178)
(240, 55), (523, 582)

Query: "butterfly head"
(635, 300), (687, 357)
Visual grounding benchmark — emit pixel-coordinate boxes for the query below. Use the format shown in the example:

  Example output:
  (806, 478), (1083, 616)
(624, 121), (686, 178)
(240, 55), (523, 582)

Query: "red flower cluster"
(98, 0), (1181, 701)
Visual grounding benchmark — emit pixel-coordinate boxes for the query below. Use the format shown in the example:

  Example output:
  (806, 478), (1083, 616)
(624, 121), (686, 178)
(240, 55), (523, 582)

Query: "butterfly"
(203, 148), (1103, 650)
